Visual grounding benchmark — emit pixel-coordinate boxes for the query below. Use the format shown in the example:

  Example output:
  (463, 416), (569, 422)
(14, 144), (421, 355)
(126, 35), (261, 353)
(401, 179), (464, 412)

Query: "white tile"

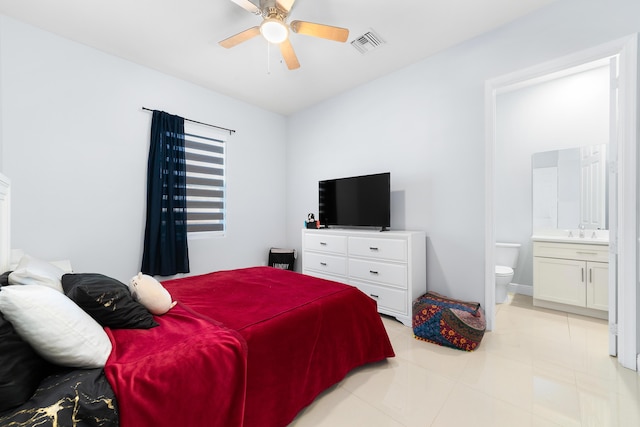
(459, 351), (534, 411)
(529, 334), (578, 370)
(342, 358), (455, 426)
(575, 367), (640, 427)
(288, 299), (639, 427)
(496, 307), (571, 344)
(531, 415), (564, 427)
(288, 385), (404, 427)
(478, 330), (535, 365)
(431, 383), (534, 427)
(532, 374), (581, 427)
(390, 330), (473, 382)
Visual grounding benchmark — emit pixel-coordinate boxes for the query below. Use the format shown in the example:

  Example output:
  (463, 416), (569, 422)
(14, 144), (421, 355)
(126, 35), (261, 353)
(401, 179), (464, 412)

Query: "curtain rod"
(142, 107), (236, 135)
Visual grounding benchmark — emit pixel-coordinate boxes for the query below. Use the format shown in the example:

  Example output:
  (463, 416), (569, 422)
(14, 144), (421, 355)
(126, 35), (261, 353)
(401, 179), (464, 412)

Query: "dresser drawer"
(348, 259), (407, 289)
(303, 252), (347, 276)
(352, 280), (407, 314)
(304, 233), (347, 255)
(302, 228), (427, 327)
(533, 242), (608, 262)
(303, 269), (348, 285)
(349, 237), (407, 262)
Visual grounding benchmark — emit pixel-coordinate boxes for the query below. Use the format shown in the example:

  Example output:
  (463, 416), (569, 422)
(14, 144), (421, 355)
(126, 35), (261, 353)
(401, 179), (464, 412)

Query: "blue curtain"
(141, 110), (190, 276)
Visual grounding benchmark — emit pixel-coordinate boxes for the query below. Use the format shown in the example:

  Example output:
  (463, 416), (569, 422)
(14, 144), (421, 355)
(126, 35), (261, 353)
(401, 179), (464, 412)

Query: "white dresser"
(301, 229), (426, 326)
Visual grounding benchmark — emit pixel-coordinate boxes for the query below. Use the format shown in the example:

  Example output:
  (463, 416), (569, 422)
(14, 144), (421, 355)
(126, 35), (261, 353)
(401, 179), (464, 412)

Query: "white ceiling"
(0, 0), (557, 116)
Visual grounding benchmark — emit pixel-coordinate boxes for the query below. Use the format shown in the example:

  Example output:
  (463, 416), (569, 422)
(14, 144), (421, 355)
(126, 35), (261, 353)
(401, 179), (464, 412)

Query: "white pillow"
(8, 254), (66, 292)
(0, 285), (112, 368)
(50, 259), (73, 274)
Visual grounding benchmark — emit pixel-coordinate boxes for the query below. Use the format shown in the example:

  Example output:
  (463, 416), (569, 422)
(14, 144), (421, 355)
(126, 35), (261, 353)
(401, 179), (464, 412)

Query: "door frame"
(484, 34), (638, 370)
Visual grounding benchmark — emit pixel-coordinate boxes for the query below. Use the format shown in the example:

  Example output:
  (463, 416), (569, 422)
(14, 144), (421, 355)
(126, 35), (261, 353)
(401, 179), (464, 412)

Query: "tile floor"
(289, 294), (640, 427)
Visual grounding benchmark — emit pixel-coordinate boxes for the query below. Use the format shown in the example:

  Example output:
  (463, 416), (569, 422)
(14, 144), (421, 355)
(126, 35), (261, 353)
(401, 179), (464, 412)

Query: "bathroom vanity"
(530, 144), (609, 320)
(532, 234), (608, 319)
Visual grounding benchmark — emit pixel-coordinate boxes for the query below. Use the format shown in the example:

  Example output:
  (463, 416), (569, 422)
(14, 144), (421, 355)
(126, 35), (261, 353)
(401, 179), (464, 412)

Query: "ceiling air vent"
(351, 30), (385, 54)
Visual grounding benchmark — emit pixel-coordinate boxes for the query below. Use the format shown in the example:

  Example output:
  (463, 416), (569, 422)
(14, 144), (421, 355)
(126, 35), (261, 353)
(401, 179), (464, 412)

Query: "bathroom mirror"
(532, 144), (607, 231)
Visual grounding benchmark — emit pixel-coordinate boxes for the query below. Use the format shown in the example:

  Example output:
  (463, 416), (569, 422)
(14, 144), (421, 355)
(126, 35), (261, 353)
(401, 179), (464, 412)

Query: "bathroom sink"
(531, 232), (609, 245)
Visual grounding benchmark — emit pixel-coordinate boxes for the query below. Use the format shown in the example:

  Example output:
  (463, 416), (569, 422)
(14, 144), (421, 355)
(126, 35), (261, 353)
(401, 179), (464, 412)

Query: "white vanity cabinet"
(586, 261), (609, 311)
(533, 240), (608, 318)
(302, 229), (426, 326)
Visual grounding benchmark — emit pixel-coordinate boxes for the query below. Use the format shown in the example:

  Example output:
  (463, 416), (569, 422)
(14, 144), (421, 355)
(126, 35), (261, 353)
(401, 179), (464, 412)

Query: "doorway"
(484, 35), (638, 370)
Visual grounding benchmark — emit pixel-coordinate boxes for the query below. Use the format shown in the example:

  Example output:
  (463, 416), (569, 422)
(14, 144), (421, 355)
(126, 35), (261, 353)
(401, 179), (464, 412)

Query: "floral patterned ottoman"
(412, 291), (486, 351)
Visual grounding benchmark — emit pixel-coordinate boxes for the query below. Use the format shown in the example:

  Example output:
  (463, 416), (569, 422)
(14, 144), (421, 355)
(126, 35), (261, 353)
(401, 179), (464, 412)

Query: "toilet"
(495, 242), (521, 304)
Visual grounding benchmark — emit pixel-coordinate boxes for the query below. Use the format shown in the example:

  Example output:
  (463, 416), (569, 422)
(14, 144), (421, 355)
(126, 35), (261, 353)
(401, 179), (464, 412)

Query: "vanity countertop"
(531, 230), (609, 245)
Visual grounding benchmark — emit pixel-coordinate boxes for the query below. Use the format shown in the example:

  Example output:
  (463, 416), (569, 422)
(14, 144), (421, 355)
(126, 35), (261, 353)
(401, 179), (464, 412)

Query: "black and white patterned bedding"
(1, 270), (119, 427)
(0, 367), (118, 427)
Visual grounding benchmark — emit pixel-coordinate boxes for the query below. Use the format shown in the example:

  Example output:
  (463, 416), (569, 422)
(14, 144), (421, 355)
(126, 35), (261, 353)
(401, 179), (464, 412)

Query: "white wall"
(0, 16), (288, 283)
(285, 0), (640, 305)
(0, 0), (638, 313)
(495, 65), (610, 287)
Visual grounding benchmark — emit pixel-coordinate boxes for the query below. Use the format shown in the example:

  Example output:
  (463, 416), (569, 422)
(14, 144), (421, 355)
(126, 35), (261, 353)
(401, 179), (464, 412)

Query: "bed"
(0, 174), (394, 427)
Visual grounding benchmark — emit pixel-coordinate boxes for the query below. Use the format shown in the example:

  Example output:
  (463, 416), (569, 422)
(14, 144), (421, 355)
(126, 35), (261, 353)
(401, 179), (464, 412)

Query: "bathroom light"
(260, 18), (288, 44)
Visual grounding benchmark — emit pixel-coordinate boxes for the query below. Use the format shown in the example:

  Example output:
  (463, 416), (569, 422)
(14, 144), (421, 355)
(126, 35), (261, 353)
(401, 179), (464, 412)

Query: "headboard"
(0, 173), (10, 272)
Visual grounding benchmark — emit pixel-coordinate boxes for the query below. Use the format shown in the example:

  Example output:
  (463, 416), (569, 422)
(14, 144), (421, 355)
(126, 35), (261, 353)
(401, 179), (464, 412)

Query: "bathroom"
(493, 58), (611, 310)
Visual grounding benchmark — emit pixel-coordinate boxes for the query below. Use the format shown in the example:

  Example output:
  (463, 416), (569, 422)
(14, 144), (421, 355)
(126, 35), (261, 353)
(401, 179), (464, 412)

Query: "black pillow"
(0, 308), (52, 412)
(61, 273), (158, 329)
(0, 271), (11, 287)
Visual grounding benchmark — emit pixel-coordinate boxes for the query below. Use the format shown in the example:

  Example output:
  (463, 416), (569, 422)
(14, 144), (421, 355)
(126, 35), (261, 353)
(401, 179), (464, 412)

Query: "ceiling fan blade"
(279, 39), (300, 70)
(290, 21), (349, 42)
(219, 26), (261, 48)
(276, 0), (296, 13)
(230, 0), (261, 15)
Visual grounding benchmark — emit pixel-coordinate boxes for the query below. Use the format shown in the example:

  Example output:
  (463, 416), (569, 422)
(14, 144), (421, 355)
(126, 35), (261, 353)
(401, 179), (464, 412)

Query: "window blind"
(184, 123), (226, 234)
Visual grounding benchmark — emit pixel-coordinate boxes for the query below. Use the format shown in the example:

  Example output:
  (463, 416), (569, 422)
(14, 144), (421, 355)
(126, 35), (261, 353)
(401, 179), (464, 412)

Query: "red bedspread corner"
(164, 267), (395, 427)
(104, 303), (248, 427)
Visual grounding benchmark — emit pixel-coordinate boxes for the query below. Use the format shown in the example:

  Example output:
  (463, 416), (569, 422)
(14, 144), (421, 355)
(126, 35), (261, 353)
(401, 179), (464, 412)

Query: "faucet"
(579, 224), (585, 238)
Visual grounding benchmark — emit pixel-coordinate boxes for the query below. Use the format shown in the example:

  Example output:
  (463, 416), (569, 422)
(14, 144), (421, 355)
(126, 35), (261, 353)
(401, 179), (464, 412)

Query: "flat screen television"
(318, 172), (390, 230)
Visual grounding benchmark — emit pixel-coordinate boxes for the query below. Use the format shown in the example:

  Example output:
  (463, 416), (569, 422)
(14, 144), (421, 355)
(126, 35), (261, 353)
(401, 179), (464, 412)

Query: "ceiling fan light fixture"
(260, 18), (288, 44)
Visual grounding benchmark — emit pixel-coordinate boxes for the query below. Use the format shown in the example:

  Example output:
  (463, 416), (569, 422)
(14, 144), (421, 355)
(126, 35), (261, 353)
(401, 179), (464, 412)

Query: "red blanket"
(104, 303), (248, 427)
(106, 267), (394, 427)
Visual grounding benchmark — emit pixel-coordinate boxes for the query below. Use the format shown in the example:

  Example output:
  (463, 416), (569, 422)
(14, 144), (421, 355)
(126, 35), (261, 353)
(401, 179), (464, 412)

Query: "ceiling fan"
(220, 0), (349, 70)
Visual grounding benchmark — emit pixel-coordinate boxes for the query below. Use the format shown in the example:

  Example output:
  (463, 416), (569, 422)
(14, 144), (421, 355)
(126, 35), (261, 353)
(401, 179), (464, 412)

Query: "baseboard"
(533, 298), (608, 320)
(508, 283), (533, 297)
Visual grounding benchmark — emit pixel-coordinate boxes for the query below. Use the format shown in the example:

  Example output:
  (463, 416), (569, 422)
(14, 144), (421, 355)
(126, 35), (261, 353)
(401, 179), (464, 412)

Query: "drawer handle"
(581, 267), (584, 282)
(320, 262), (327, 266)
(370, 294), (379, 299)
(589, 268), (592, 283)
(320, 242), (327, 246)
(369, 247), (379, 251)
(369, 270), (379, 275)
(576, 251), (598, 255)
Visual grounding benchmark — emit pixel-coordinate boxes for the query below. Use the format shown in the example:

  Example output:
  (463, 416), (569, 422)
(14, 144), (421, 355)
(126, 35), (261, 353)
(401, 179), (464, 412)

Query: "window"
(183, 122), (227, 235)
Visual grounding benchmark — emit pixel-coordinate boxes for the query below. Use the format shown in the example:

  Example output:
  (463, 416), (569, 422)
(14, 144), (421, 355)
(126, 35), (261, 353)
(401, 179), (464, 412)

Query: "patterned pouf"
(412, 291), (486, 351)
